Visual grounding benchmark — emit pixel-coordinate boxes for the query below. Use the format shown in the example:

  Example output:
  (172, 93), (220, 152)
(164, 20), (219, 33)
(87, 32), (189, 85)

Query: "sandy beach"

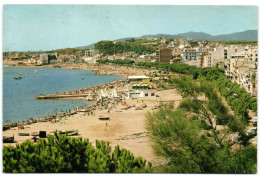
(3, 61), (149, 76)
(3, 88), (182, 163)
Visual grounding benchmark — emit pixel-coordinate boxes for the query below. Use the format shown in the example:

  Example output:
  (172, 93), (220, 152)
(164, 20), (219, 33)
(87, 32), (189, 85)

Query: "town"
(3, 37), (258, 97)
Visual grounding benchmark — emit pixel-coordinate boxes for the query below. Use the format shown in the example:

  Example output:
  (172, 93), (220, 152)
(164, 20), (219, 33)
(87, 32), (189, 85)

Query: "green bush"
(3, 133), (152, 173)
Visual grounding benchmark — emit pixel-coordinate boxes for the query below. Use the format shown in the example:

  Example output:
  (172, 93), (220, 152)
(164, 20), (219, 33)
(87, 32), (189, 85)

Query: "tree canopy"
(147, 76), (257, 173)
(94, 41), (156, 55)
(3, 133), (152, 173)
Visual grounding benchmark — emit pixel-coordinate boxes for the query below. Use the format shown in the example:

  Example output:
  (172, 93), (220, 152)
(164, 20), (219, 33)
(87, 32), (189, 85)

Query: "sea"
(3, 66), (123, 124)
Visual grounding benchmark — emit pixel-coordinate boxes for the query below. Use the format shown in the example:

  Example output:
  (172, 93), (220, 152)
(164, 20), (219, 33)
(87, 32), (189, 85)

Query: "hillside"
(75, 30), (257, 50)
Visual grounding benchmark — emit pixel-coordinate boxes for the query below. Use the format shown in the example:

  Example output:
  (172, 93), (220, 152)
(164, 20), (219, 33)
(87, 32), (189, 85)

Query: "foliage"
(136, 62), (224, 80)
(54, 48), (81, 55)
(96, 59), (134, 65)
(210, 41), (257, 45)
(190, 41), (199, 47)
(147, 106), (257, 173)
(94, 41), (156, 55)
(173, 76), (247, 142)
(3, 133), (152, 173)
(146, 77), (257, 173)
(214, 75), (257, 116)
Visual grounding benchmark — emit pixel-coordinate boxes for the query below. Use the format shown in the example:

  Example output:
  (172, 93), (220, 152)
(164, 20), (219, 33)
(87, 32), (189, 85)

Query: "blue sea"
(3, 67), (123, 124)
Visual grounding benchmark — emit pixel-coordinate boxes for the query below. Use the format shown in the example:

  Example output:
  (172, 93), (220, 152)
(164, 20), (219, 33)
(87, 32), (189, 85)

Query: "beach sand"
(3, 89), (182, 164)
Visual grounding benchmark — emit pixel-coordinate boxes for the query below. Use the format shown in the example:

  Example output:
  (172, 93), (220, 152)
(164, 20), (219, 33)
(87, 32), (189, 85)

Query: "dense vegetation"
(53, 48), (85, 55)
(96, 59), (134, 65)
(94, 41), (156, 55)
(210, 41), (257, 45)
(214, 75), (257, 118)
(147, 76), (257, 173)
(3, 133), (152, 173)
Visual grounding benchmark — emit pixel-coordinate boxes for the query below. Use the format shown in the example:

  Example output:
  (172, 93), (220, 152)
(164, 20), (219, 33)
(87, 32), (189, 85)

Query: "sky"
(3, 5), (258, 51)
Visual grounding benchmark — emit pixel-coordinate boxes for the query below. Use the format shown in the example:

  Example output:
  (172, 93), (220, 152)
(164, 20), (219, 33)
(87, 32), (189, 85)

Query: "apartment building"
(156, 46), (172, 63)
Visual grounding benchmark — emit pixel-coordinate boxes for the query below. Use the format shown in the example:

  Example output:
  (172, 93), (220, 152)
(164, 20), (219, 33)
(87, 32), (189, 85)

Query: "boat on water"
(34, 68), (37, 74)
(14, 72), (23, 80)
(14, 76), (23, 80)
(3, 135), (14, 143)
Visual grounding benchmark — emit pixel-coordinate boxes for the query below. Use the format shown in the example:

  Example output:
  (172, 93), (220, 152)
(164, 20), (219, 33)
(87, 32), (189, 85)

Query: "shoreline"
(3, 62), (147, 127)
(3, 61), (147, 76)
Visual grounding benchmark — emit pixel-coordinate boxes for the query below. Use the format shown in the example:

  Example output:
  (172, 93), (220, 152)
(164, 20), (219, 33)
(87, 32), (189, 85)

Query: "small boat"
(10, 123), (18, 127)
(3, 135), (14, 143)
(14, 76), (22, 80)
(78, 109), (87, 112)
(18, 133), (30, 136)
(35, 68), (37, 74)
(55, 129), (78, 135)
(46, 115), (56, 119)
(3, 125), (11, 131)
(67, 130), (78, 136)
(98, 117), (110, 121)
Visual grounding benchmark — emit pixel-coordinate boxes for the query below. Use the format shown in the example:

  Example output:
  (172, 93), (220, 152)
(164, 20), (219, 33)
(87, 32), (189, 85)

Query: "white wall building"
(126, 90), (157, 99)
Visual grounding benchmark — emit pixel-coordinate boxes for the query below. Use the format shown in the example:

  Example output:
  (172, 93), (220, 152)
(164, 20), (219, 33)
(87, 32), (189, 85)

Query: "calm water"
(3, 67), (123, 123)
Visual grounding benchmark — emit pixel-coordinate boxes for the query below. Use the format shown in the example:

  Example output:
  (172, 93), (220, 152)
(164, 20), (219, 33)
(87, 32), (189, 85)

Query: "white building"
(39, 54), (49, 65)
(126, 90), (157, 99)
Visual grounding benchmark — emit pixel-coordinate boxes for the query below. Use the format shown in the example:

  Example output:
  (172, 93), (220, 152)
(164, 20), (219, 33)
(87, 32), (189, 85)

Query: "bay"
(3, 67), (123, 123)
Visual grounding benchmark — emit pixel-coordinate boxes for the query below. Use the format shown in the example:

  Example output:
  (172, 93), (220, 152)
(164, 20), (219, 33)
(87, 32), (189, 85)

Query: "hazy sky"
(3, 5), (258, 51)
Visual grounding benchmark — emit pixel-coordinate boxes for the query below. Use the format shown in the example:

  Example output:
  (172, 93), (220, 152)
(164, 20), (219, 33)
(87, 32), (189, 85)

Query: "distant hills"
(75, 30), (257, 50)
